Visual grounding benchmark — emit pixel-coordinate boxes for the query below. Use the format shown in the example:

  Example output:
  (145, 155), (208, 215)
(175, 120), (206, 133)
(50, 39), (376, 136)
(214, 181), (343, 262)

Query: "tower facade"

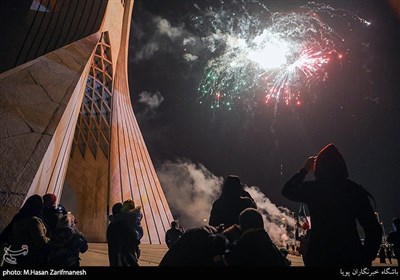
(0, 0), (173, 243)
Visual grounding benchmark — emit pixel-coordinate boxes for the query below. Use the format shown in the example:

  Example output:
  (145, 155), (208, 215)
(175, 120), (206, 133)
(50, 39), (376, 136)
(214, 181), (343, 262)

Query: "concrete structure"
(0, 0), (173, 243)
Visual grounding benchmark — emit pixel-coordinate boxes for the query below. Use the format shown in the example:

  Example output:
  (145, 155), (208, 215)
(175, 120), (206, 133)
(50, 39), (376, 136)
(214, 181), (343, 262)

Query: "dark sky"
(128, 0), (400, 233)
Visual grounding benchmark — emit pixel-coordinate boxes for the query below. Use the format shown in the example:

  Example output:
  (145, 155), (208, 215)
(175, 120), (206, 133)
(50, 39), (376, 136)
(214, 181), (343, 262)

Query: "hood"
(221, 175), (243, 199)
(314, 144), (349, 180)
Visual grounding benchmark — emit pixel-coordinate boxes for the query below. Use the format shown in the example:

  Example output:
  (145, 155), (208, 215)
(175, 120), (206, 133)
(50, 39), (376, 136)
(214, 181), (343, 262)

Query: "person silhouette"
(165, 220), (184, 249)
(209, 175), (256, 228)
(106, 202), (139, 266)
(5, 195), (50, 266)
(387, 217), (400, 267)
(224, 208), (289, 266)
(282, 143), (382, 266)
(42, 193), (67, 238)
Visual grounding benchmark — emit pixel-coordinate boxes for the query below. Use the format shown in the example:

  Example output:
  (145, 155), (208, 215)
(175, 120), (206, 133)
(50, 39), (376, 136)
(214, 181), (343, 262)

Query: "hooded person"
(282, 144), (382, 266)
(209, 175), (257, 228)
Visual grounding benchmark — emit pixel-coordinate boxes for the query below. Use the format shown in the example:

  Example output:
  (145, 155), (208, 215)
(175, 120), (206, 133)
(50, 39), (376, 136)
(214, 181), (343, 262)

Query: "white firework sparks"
(192, 1), (370, 109)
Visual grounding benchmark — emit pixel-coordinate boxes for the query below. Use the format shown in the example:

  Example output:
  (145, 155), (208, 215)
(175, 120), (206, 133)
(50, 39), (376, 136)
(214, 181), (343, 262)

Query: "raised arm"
(282, 168), (311, 202)
(282, 157), (315, 202)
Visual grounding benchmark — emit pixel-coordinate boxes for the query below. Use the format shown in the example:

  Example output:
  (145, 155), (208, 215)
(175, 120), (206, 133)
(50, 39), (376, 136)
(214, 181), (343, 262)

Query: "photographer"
(43, 193), (67, 238)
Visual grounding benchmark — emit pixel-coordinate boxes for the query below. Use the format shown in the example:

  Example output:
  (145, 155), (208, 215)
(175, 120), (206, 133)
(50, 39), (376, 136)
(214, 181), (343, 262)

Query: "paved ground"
(81, 243), (168, 266)
(81, 243), (398, 267)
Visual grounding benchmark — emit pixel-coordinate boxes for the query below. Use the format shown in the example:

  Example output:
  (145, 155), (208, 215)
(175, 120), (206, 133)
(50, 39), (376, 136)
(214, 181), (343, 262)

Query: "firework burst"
(192, 1), (370, 109)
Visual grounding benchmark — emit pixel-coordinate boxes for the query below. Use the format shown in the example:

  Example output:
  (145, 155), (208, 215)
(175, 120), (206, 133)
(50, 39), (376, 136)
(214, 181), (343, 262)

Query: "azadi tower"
(0, 0), (173, 243)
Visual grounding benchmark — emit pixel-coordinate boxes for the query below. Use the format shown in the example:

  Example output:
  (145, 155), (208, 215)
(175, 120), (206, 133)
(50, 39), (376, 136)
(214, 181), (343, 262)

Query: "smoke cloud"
(133, 17), (187, 61)
(135, 42), (160, 61)
(132, 15), (210, 64)
(155, 17), (183, 39)
(157, 159), (295, 246)
(138, 91), (164, 110)
(183, 53), (199, 62)
(245, 186), (296, 246)
(157, 160), (222, 228)
(183, 37), (196, 46)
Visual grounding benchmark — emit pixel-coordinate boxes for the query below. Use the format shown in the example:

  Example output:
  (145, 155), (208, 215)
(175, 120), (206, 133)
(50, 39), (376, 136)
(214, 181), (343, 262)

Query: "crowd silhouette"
(0, 194), (87, 267)
(0, 143), (398, 268)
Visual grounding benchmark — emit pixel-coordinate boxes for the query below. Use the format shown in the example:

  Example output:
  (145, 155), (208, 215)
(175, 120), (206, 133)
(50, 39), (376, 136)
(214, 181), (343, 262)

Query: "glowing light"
(191, 2), (370, 109)
(248, 35), (289, 69)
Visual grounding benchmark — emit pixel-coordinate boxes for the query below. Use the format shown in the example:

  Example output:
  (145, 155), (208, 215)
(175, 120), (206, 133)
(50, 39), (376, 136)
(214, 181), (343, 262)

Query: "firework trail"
(190, 1), (370, 110)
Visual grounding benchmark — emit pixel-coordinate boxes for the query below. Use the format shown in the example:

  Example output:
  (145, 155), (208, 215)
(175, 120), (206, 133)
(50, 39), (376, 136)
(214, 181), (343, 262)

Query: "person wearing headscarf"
(282, 144), (382, 266)
(5, 195), (50, 266)
(209, 175), (257, 228)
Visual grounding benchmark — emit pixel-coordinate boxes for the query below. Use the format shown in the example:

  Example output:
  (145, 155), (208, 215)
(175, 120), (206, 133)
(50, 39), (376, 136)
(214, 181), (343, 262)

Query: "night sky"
(128, 0), (400, 233)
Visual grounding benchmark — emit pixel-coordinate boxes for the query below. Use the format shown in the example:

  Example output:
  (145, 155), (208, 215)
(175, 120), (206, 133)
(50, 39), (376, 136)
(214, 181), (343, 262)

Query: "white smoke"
(183, 53), (199, 62)
(157, 159), (295, 247)
(157, 160), (222, 228)
(133, 16), (206, 64)
(201, 30), (225, 53)
(135, 42), (160, 61)
(245, 186), (296, 246)
(134, 17), (185, 61)
(155, 17), (183, 39)
(183, 37), (196, 46)
(138, 91), (164, 110)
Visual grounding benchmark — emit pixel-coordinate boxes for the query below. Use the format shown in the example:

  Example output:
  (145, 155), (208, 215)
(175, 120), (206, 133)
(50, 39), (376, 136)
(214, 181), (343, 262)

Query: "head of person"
(393, 217), (400, 231)
(314, 143), (349, 180)
(121, 199), (141, 212)
(171, 220), (178, 228)
(20, 194), (44, 218)
(208, 233), (228, 260)
(121, 199), (135, 211)
(239, 208), (264, 232)
(43, 193), (57, 208)
(112, 202), (123, 215)
(221, 175), (244, 199)
(180, 225), (223, 263)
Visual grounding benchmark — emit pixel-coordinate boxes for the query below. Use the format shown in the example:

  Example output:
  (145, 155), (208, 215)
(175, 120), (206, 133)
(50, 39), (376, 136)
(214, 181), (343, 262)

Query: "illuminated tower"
(0, 0), (173, 243)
